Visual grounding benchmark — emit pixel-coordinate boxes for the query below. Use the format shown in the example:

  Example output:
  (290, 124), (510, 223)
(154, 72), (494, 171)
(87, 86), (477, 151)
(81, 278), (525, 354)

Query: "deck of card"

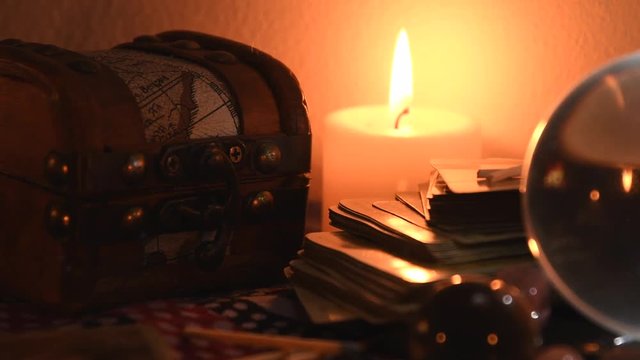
(287, 159), (532, 324)
(426, 158), (523, 234)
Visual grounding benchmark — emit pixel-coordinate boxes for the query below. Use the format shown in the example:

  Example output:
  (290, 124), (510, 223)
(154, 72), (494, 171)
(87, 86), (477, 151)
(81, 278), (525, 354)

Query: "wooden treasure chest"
(0, 31), (311, 309)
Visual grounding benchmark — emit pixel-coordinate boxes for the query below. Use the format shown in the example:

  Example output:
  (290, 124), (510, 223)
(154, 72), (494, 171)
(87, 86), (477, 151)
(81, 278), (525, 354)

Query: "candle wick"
(394, 107), (410, 129)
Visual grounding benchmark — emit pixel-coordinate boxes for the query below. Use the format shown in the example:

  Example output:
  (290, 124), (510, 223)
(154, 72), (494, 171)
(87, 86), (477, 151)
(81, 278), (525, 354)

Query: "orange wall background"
(1, 0), (640, 230)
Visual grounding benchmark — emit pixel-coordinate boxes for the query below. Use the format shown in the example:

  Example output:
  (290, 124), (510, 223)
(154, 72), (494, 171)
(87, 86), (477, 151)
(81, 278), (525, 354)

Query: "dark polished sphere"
(410, 275), (538, 360)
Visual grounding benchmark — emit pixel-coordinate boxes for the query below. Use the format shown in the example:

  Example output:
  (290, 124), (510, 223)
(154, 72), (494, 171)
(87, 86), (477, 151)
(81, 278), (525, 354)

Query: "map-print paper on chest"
(88, 49), (240, 143)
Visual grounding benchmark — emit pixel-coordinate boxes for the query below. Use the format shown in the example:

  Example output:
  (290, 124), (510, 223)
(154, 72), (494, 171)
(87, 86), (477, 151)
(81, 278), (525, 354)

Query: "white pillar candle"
(321, 29), (481, 229)
(322, 106), (480, 229)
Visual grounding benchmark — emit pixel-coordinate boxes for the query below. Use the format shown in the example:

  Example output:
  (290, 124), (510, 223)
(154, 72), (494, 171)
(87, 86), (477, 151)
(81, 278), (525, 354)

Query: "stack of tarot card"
(286, 159), (531, 323)
(425, 159), (524, 244)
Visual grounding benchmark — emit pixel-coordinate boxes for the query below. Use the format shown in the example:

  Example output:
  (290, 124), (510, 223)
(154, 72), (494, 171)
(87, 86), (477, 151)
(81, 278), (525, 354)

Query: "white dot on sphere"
(502, 295), (513, 305)
(531, 311), (539, 319)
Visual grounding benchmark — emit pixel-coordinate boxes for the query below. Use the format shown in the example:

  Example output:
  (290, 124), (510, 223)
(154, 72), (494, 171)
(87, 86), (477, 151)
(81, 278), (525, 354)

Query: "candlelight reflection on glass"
(322, 28), (480, 230)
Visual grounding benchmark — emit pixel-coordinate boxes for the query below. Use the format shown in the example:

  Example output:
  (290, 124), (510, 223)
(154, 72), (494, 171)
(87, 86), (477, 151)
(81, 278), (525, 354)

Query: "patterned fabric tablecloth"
(0, 285), (315, 359)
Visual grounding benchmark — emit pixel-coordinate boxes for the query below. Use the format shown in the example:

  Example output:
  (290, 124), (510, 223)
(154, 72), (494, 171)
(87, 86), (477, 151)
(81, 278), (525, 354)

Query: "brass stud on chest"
(161, 153), (183, 179)
(123, 153), (146, 183)
(200, 145), (227, 176)
(255, 142), (282, 173)
(123, 207), (145, 231)
(46, 203), (72, 237)
(249, 191), (275, 215)
(44, 152), (70, 186)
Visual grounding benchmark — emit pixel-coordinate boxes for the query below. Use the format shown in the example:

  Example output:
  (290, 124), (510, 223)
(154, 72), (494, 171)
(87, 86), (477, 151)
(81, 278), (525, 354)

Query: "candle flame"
(389, 28), (413, 129)
(622, 168), (633, 193)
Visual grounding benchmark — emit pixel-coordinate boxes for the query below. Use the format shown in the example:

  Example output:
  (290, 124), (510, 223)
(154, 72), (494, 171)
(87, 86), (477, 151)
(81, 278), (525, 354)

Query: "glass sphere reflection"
(523, 52), (640, 337)
(497, 263), (553, 330)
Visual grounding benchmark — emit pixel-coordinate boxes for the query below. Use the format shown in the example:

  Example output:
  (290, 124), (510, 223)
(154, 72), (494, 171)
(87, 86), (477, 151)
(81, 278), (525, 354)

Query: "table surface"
(0, 284), (623, 360)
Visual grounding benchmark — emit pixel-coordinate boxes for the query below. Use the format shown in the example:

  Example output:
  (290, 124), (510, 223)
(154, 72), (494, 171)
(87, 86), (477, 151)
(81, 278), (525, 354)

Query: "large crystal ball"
(523, 52), (640, 337)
